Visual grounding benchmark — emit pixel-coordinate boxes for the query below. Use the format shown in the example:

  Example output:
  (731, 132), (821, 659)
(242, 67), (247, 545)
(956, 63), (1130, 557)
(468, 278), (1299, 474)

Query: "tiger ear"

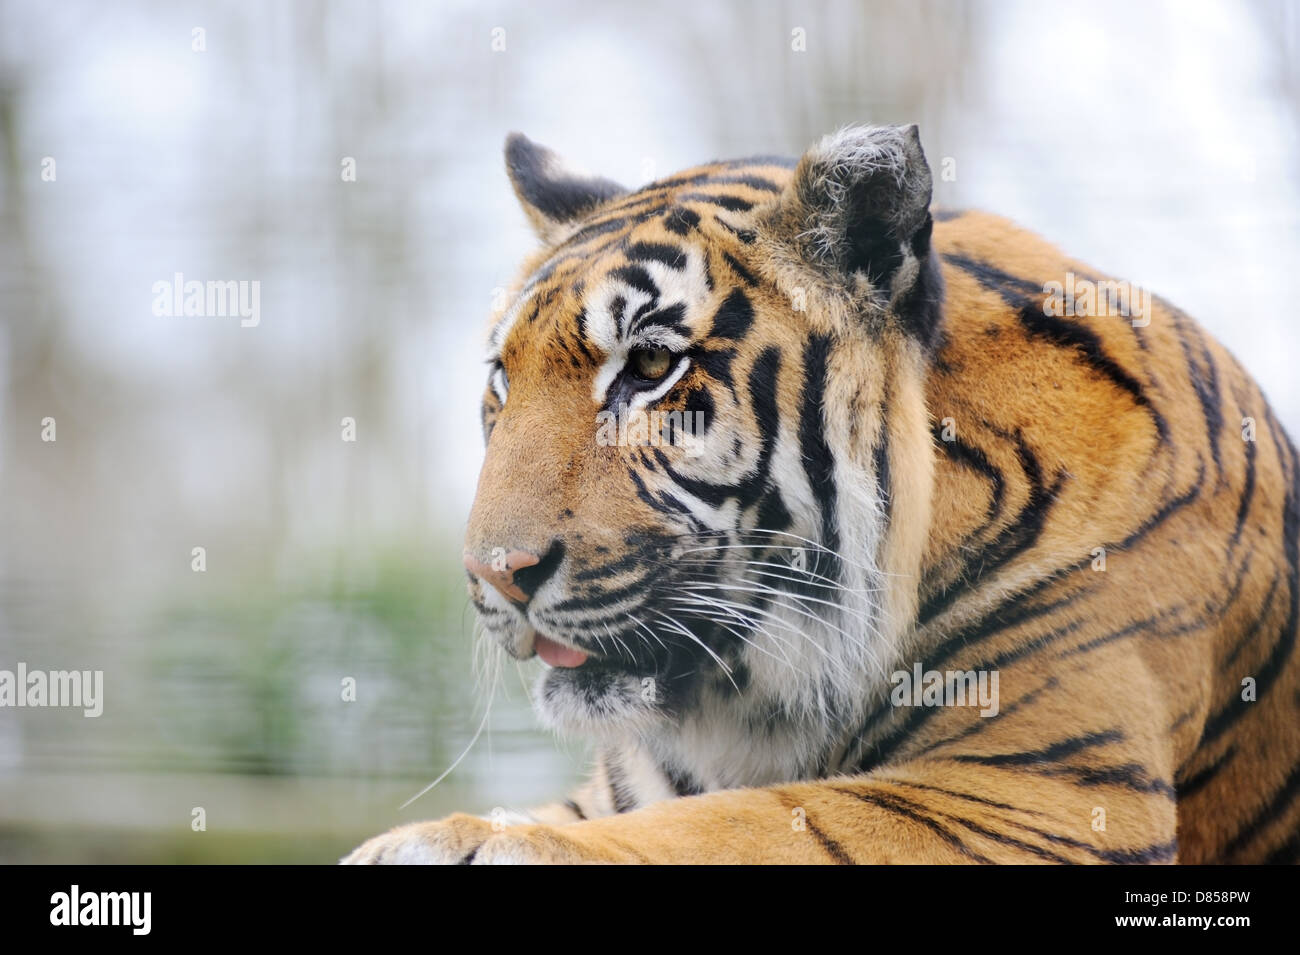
(505, 133), (628, 244)
(759, 124), (943, 348)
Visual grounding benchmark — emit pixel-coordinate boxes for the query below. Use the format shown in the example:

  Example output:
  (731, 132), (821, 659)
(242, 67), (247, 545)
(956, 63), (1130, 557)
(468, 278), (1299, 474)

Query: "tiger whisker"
(625, 611), (670, 652)
(678, 581), (890, 682)
(668, 591), (858, 680)
(675, 556), (879, 595)
(648, 608), (740, 693)
(667, 594), (805, 675)
(679, 579), (880, 640)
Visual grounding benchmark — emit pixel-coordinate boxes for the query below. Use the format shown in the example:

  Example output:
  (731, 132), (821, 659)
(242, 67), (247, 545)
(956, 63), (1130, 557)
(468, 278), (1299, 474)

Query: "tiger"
(344, 124), (1300, 864)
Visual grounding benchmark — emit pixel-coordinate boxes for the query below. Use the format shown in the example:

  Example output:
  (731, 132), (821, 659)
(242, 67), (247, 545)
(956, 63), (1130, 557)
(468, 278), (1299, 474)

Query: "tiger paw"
(340, 813), (500, 865)
(469, 824), (591, 865)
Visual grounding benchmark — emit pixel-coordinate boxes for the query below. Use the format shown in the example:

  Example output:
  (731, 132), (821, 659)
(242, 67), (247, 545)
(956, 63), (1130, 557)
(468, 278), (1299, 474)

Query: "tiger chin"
(343, 125), (1300, 865)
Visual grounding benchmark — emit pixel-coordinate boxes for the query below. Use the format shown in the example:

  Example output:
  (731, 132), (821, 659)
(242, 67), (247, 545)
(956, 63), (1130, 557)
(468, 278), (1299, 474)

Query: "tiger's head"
(463, 126), (943, 757)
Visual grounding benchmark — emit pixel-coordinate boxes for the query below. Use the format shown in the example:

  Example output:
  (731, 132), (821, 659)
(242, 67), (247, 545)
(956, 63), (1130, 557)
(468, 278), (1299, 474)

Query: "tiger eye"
(630, 347), (672, 381)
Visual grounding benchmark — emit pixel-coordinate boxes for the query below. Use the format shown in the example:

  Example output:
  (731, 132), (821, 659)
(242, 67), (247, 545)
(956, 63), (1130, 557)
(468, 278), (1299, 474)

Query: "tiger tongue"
(534, 634), (589, 668)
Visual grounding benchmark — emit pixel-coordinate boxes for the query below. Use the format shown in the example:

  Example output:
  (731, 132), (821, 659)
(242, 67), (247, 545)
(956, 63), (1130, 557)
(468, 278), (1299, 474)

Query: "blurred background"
(0, 0), (1296, 863)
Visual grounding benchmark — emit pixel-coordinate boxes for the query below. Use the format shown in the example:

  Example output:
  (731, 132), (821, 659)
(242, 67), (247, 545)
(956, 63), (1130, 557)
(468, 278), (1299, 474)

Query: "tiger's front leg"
(463, 758), (1178, 864)
(341, 780), (604, 864)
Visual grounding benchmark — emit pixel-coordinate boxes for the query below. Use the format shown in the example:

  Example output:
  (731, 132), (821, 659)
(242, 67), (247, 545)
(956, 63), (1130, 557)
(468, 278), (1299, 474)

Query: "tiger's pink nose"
(463, 549), (541, 605)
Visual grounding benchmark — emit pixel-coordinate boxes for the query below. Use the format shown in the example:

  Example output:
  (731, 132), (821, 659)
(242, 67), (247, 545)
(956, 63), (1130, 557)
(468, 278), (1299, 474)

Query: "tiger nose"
(464, 544), (565, 606)
(464, 549), (538, 604)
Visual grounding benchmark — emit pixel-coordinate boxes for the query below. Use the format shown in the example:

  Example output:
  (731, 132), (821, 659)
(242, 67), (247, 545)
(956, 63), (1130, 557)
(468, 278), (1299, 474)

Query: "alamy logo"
(151, 273), (260, 327)
(595, 405), (706, 457)
(0, 663), (103, 717)
(890, 663), (999, 717)
(50, 885), (150, 935)
(1042, 272), (1150, 327)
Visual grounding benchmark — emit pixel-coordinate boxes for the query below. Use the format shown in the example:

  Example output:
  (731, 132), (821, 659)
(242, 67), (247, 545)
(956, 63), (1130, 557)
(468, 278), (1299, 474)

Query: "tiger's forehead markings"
(493, 235), (708, 361)
(486, 226), (635, 357)
(487, 159), (794, 362)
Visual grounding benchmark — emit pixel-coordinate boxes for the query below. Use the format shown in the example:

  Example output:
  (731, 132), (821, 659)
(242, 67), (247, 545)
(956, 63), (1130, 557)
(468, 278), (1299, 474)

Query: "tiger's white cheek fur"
(529, 388), (895, 793)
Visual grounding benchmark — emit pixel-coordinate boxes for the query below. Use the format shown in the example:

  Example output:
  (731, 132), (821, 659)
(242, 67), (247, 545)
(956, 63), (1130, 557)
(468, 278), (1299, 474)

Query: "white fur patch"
(588, 248), (711, 404)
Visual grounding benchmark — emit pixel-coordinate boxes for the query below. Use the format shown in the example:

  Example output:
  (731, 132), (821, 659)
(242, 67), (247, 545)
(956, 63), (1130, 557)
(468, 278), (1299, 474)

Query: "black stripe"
(573, 309), (593, 358)
(1176, 745), (1237, 799)
(646, 348), (782, 512)
(913, 677), (1061, 757)
(563, 216), (629, 245)
(634, 170), (711, 192)
(608, 295), (628, 337)
(1041, 762), (1176, 799)
(890, 780), (1045, 816)
(695, 346), (738, 398)
(721, 250), (758, 287)
(948, 730), (1122, 767)
(605, 757), (636, 814)
(1200, 413), (1299, 746)
(933, 428), (1006, 524)
(933, 795), (1177, 864)
(930, 810), (1076, 864)
(713, 218), (756, 243)
(834, 787), (992, 863)
(548, 574), (652, 614)
(1017, 304), (1156, 420)
(708, 288), (754, 340)
(609, 264), (660, 301)
(628, 468), (696, 521)
(662, 206), (700, 236)
(1230, 433), (1258, 552)
(990, 815), (1177, 864)
(1223, 761), (1300, 859)
(857, 594), (1077, 763)
(804, 816), (854, 864)
(1169, 706), (1198, 732)
(631, 302), (689, 337)
(944, 253), (1166, 440)
(859, 618), (1087, 771)
(681, 386), (714, 437)
(1060, 607), (1204, 658)
(573, 549), (653, 581)
(679, 191), (753, 212)
(1224, 575), (1279, 666)
(625, 241), (686, 270)
(756, 488), (792, 532)
(1165, 297), (1224, 481)
(662, 764), (703, 797)
(705, 173), (782, 192)
(925, 450), (1197, 658)
(1219, 547), (1255, 615)
(1117, 460), (1205, 550)
(799, 335), (840, 558)
(874, 401), (892, 525)
(919, 429), (1065, 625)
(1263, 830), (1300, 864)
(885, 782), (1179, 864)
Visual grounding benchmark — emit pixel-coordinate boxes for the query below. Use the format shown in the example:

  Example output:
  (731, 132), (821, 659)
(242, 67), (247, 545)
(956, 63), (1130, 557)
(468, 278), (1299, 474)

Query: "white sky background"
(0, 0), (1297, 589)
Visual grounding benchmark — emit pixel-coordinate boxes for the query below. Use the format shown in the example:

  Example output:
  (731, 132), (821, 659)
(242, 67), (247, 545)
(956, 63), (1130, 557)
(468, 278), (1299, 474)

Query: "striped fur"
(345, 126), (1300, 865)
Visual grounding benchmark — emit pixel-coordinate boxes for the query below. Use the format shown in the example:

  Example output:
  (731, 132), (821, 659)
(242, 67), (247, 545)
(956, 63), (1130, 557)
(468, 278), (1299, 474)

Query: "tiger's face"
(464, 128), (943, 745)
